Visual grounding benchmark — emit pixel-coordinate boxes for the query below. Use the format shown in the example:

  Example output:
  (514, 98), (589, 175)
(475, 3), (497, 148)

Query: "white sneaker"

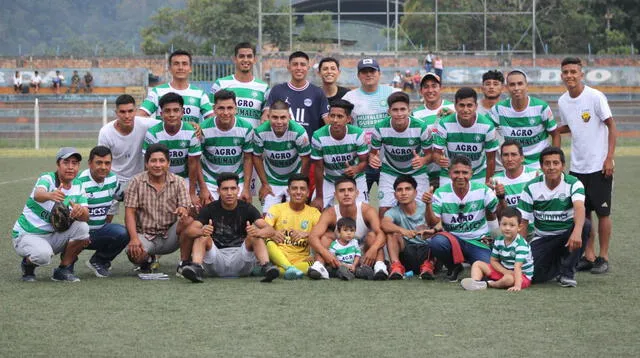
(308, 261), (329, 280)
(461, 278), (488, 291)
(373, 261), (389, 280)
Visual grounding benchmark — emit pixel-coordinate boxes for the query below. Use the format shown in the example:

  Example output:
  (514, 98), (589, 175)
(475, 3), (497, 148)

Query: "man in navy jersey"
(266, 51), (330, 195)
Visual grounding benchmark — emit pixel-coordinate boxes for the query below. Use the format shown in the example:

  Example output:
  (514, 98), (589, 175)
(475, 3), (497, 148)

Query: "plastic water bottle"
(405, 270), (414, 279)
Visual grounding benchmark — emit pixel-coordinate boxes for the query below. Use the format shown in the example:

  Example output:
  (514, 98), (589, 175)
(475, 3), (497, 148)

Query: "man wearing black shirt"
(180, 172), (279, 283)
(318, 57), (350, 104)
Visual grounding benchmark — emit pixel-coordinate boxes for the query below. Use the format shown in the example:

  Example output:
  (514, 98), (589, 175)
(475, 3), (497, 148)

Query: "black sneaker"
(136, 255), (155, 274)
(260, 262), (279, 283)
(446, 264), (464, 282)
(86, 259), (111, 278)
(181, 264), (205, 283)
(591, 257), (609, 274)
(176, 260), (192, 278)
(21, 258), (36, 282)
(52, 265), (80, 282)
(336, 265), (355, 281)
(576, 257), (595, 271)
(355, 265), (374, 280)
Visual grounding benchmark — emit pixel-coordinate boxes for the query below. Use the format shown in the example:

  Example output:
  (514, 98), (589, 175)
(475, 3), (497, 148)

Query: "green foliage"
(298, 12), (335, 42)
(140, 0), (288, 55)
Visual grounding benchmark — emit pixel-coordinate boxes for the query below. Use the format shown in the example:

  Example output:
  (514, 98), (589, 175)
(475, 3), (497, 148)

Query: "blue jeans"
(429, 233), (490, 267)
(88, 223), (129, 264)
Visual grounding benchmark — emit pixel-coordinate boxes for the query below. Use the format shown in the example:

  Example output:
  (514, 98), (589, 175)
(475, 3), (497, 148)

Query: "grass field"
(1, 152), (640, 357)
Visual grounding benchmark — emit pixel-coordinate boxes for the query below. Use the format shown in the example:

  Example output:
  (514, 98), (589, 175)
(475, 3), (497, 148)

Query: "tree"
(140, 0), (288, 55)
(298, 12), (334, 42)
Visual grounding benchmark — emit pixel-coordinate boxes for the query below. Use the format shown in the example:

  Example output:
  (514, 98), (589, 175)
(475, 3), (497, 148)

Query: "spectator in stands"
(68, 71), (81, 94)
(52, 70), (64, 95)
(392, 71), (402, 88)
(13, 71), (23, 94)
(84, 71), (93, 93)
(30, 71), (42, 93)
(434, 56), (444, 79)
(424, 51), (433, 72)
(402, 70), (414, 92)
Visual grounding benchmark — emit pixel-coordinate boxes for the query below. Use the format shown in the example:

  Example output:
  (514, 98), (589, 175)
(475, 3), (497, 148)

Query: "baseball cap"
(420, 72), (441, 86)
(56, 147), (82, 162)
(357, 58), (380, 72)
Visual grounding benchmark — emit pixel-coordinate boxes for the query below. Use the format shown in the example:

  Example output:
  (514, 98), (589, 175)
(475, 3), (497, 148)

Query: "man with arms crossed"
(343, 58), (400, 191)
(179, 172), (279, 283)
(138, 49), (213, 124)
(253, 100), (311, 214)
(98, 94), (160, 221)
(557, 57), (617, 274)
(264, 174), (321, 279)
(310, 99), (369, 210)
(490, 69), (560, 169)
(200, 89), (254, 204)
(13, 148), (91, 282)
(308, 177), (388, 280)
(518, 147), (590, 287)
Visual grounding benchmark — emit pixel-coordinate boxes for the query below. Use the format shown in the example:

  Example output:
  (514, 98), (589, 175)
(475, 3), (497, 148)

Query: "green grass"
(1, 155), (640, 357)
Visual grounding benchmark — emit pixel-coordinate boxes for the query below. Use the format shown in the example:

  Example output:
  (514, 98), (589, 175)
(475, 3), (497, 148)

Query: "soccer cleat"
(558, 275), (577, 288)
(85, 259), (111, 278)
(576, 257), (595, 271)
(336, 265), (355, 281)
(181, 264), (205, 283)
(52, 265), (80, 282)
(176, 260), (192, 278)
(308, 261), (329, 280)
(446, 264), (464, 282)
(284, 266), (304, 280)
(419, 260), (436, 280)
(260, 263), (280, 283)
(373, 261), (389, 281)
(460, 278), (488, 291)
(135, 255), (155, 274)
(590, 257), (609, 274)
(21, 258), (36, 282)
(388, 261), (405, 280)
(355, 265), (374, 280)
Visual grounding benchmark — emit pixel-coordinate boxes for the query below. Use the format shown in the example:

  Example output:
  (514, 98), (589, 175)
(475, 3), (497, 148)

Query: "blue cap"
(357, 58), (380, 72)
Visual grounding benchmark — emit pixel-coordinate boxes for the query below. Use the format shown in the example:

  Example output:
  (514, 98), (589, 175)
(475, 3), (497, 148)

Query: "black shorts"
(570, 171), (612, 217)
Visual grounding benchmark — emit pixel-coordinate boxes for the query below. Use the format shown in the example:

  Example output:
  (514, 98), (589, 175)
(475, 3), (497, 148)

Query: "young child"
(328, 217), (362, 280)
(461, 207), (534, 291)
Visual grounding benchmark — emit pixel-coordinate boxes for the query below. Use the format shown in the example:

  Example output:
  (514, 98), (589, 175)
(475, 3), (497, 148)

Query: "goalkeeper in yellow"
(264, 174), (321, 279)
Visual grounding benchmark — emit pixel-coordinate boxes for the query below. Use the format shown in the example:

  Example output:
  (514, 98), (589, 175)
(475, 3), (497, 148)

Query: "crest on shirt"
(581, 110), (591, 122)
(347, 144), (354, 151)
(287, 142), (293, 149)
(474, 135), (481, 142)
(408, 139), (415, 145)
(558, 193), (567, 201)
(233, 138), (241, 145)
(304, 98), (312, 107)
(180, 142), (187, 148)
(380, 100), (387, 107)
(188, 97), (197, 105)
(529, 118), (536, 125)
(301, 220), (309, 230)
(251, 91), (258, 98)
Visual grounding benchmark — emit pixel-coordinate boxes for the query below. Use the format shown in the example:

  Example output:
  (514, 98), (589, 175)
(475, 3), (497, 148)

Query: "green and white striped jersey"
(12, 172), (88, 238)
(493, 167), (539, 235)
(518, 173), (585, 239)
(201, 116), (254, 185)
(311, 124), (368, 183)
(329, 239), (361, 265)
(140, 83), (214, 125)
(432, 182), (498, 248)
(253, 120), (311, 186)
(370, 116), (430, 176)
(489, 96), (557, 168)
(491, 234), (534, 279)
(211, 75), (269, 129)
(433, 113), (499, 181)
(342, 85), (401, 144)
(142, 122), (202, 178)
(76, 169), (117, 230)
(412, 100), (455, 179)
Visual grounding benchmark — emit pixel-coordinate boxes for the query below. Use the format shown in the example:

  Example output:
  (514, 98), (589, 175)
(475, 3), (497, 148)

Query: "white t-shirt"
(558, 85), (613, 174)
(14, 75), (22, 86)
(98, 116), (160, 181)
(31, 75), (42, 85)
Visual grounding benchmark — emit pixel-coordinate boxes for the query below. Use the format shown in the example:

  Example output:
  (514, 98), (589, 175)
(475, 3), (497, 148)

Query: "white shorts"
(202, 243), (256, 277)
(13, 221), (90, 266)
(138, 222), (179, 256)
(262, 184), (289, 214)
(378, 172), (429, 208)
(321, 175), (368, 208)
(439, 176), (486, 187)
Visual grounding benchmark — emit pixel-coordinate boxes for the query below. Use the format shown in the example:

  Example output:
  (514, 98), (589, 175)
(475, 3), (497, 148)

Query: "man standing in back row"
(343, 58), (401, 191)
(557, 57), (617, 274)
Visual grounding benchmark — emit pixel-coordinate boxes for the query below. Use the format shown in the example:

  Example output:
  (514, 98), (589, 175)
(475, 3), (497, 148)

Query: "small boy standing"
(461, 207), (534, 291)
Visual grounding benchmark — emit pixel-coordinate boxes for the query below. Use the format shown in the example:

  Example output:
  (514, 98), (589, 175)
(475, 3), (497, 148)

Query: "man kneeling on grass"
(179, 172), (279, 283)
(461, 207), (534, 291)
